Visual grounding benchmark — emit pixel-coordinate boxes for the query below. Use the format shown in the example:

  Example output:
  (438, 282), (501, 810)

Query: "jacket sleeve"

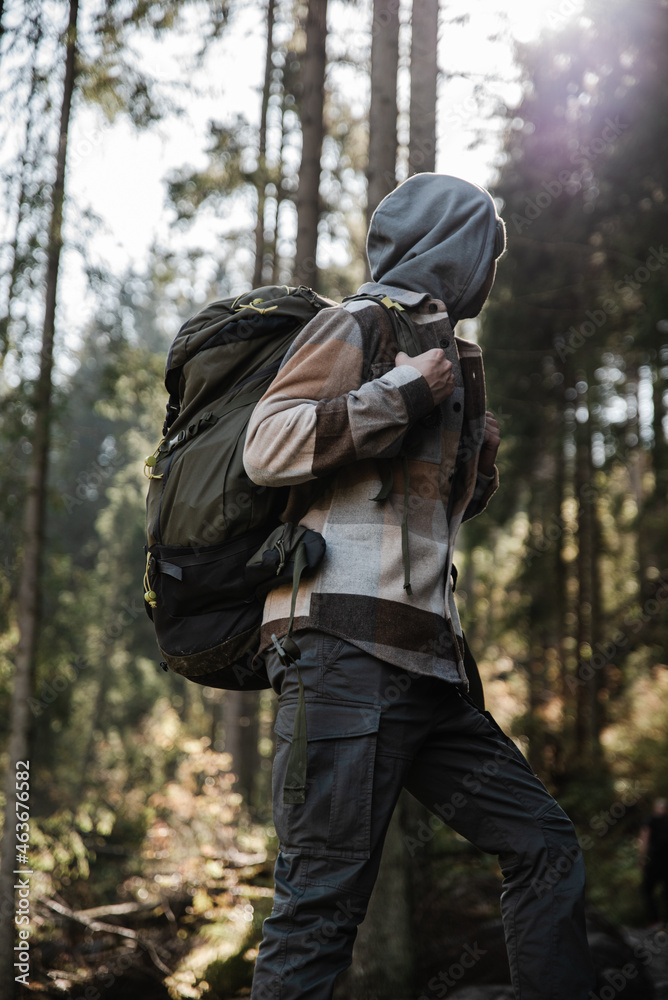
(462, 467), (499, 522)
(243, 306), (434, 487)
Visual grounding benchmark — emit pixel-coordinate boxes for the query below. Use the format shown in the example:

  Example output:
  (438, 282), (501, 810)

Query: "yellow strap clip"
(143, 551), (157, 609)
(231, 292), (279, 315)
(234, 301), (279, 315)
(143, 439), (165, 479)
(381, 296), (405, 311)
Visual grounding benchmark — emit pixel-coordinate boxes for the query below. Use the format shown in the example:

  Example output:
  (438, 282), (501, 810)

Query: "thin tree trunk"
(269, 84), (289, 284)
(625, 371), (651, 602)
(253, 0), (276, 288)
(223, 691), (243, 782)
(652, 361), (667, 498)
(526, 481), (547, 774)
(271, 186), (287, 284)
(590, 487), (604, 750)
(238, 691), (260, 810)
(293, 0), (328, 287)
(271, 143), (287, 282)
(367, 0), (400, 227)
(0, 16), (45, 364)
(78, 668), (110, 788)
(0, 153), (30, 365)
(559, 367), (580, 771)
(0, 3), (78, 993)
(408, 0), (439, 174)
(574, 410), (596, 760)
(222, 691), (260, 807)
(554, 410), (568, 703)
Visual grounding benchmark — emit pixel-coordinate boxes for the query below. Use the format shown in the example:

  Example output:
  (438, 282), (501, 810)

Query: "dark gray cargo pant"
(251, 630), (594, 999)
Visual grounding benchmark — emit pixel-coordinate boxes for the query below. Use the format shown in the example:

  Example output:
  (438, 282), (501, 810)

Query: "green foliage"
(80, 0), (233, 124)
(202, 898), (273, 998)
(168, 115), (261, 222)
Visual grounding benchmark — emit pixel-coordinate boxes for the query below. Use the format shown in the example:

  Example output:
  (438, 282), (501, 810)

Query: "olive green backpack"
(143, 285), (332, 691)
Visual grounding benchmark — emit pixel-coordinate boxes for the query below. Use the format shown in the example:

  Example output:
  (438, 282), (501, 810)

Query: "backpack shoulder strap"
(344, 293), (421, 357)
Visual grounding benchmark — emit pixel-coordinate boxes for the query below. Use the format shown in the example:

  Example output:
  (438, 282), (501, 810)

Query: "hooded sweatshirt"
(243, 173), (501, 685)
(361, 172), (506, 320)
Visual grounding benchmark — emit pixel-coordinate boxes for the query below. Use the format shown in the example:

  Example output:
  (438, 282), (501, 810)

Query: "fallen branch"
(75, 901), (158, 921)
(38, 897), (172, 976)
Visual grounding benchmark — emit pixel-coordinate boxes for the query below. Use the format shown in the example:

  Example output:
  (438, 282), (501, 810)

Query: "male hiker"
(243, 172), (594, 999)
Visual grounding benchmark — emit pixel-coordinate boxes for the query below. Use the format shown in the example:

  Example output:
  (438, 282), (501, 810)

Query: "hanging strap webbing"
(281, 661), (307, 805)
(401, 452), (412, 595)
(371, 461), (393, 502)
(370, 456), (412, 594)
(272, 540), (310, 805)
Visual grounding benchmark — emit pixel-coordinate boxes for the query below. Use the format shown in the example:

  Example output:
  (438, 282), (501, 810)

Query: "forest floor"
(21, 846), (668, 1000)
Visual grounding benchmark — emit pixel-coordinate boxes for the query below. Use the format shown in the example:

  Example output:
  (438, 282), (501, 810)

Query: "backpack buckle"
(168, 429), (187, 452)
(271, 633), (301, 668)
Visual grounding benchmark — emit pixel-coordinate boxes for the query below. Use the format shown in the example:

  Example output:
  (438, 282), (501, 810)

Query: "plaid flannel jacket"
(243, 292), (498, 685)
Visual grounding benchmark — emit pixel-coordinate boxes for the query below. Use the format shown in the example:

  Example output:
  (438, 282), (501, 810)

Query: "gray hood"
(364, 173), (506, 322)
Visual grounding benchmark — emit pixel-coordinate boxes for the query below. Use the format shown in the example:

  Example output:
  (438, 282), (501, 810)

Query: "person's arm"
(462, 411), (500, 521)
(478, 411), (500, 478)
(244, 307), (453, 487)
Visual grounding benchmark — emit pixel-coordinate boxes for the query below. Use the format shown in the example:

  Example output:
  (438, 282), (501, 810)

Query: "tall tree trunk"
(222, 691), (260, 808)
(271, 62), (290, 282)
(554, 408), (569, 704)
(574, 410), (597, 761)
(0, 148), (30, 365)
(0, 4), (78, 993)
(271, 169), (287, 284)
(0, 15), (45, 364)
(525, 480), (548, 774)
(223, 691), (244, 788)
(238, 691), (260, 810)
(652, 360), (667, 498)
(408, 0), (439, 174)
(78, 670), (109, 788)
(271, 183), (288, 284)
(559, 368), (580, 770)
(293, 0), (328, 287)
(625, 371), (651, 602)
(539, 403), (568, 778)
(253, 0), (276, 288)
(590, 487), (604, 748)
(366, 0), (400, 227)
